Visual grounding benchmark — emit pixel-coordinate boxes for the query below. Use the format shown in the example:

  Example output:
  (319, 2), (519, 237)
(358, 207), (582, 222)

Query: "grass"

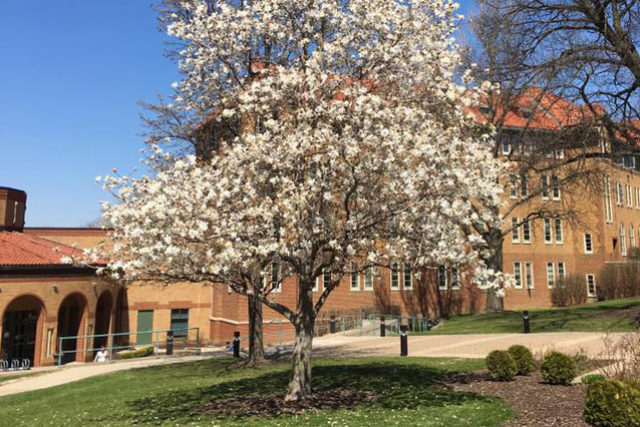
(0, 357), (515, 426)
(0, 372), (37, 385)
(431, 297), (640, 335)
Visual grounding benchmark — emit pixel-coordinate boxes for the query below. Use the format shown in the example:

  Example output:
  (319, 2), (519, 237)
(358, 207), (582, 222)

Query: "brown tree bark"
(246, 292), (265, 365)
(285, 281), (315, 401)
(484, 226), (505, 313)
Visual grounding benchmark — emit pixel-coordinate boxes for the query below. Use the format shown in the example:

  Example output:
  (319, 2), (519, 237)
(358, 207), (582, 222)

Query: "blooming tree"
(102, 0), (503, 401)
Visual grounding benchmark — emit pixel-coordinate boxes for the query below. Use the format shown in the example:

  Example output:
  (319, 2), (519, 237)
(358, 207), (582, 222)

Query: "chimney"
(0, 187), (27, 232)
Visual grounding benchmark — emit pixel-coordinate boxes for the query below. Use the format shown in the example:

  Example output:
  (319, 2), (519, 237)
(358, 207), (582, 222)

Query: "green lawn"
(0, 357), (515, 426)
(431, 297), (640, 334)
(0, 372), (37, 385)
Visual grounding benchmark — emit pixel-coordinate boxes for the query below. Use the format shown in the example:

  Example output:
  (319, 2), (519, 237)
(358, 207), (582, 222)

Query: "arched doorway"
(113, 288), (129, 346)
(93, 291), (113, 351)
(57, 293), (87, 364)
(1, 295), (45, 367)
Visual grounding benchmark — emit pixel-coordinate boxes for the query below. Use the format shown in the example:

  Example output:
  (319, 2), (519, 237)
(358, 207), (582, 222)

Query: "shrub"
(584, 379), (640, 427)
(551, 274), (587, 307)
(486, 350), (518, 381)
(582, 373), (606, 384)
(507, 345), (535, 375)
(118, 346), (155, 360)
(541, 351), (577, 385)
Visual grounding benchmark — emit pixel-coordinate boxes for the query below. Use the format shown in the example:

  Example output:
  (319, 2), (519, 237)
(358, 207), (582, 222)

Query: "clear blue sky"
(0, 0), (477, 227)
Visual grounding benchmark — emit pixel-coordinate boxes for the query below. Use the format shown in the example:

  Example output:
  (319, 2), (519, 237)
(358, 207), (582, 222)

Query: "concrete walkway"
(0, 352), (224, 397)
(312, 332), (623, 359)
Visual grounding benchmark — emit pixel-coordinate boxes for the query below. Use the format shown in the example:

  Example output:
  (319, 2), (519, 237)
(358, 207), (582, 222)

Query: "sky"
(0, 0), (477, 227)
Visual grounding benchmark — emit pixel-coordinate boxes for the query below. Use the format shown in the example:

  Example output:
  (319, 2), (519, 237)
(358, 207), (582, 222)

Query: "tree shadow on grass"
(126, 361), (503, 424)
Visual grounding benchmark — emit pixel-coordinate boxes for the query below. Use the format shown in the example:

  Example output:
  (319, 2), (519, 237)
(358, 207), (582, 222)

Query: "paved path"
(312, 332), (624, 359)
(0, 352), (223, 397)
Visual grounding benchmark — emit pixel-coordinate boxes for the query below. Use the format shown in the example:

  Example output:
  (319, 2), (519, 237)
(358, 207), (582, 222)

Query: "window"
(438, 265), (448, 290)
(521, 174), (528, 197)
(554, 218), (563, 243)
(511, 218), (520, 243)
(555, 149), (565, 159)
(403, 263), (413, 290)
(509, 174), (518, 198)
(631, 225), (636, 248)
(541, 174), (549, 199)
(390, 262), (400, 290)
(12, 201), (18, 225)
(586, 274), (596, 297)
(451, 266), (460, 289)
(627, 184), (633, 207)
(617, 182), (624, 206)
(350, 262), (359, 291)
(501, 134), (511, 155)
(170, 309), (189, 337)
(551, 175), (561, 199)
(584, 233), (593, 253)
(604, 176), (613, 223)
(546, 262), (555, 288)
(513, 262), (522, 289)
(544, 218), (552, 244)
(525, 262), (534, 289)
(364, 266), (374, 290)
(323, 268), (331, 290)
(625, 155), (636, 169)
(268, 263), (281, 292)
(621, 222), (627, 256)
(557, 262), (566, 280)
(523, 219), (531, 243)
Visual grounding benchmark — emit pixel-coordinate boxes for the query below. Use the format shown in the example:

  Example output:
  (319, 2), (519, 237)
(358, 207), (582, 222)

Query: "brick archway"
(57, 293), (88, 364)
(1, 294), (46, 367)
(93, 291), (113, 352)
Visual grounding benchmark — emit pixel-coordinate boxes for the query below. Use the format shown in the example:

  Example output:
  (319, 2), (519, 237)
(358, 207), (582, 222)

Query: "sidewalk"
(0, 351), (225, 397)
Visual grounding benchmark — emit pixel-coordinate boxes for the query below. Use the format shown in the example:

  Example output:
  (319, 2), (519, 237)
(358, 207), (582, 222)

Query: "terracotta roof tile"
(0, 231), (105, 267)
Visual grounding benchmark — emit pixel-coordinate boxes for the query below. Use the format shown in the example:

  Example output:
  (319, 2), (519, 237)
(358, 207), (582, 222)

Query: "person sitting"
(94, 346), (108, 363)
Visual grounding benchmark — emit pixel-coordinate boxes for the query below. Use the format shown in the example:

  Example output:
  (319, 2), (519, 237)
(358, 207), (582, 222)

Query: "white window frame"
(513, 262), (522, 289)
(627, 184), (633, 207)
(438, 265), (448, 290)
(541, 174), (549, 199)
(350, 262), (360, 291)
(557, 262), (566, 280)
(544, 218), (552, 244)
(390, 262), (400, 290)
(521, 174), (529, 198)
(621, 222), (628, 256)
(551, 174), (561, 200)
(451, 266), (460, 290)
(322, 268), (331, 291)
(364, 266), (374, 290)
(511, 218), (520, 243)
(616, 182), (624, 206)
(586, 274), (596, 297)
(501, 134), (511, 155)
(584, 233), (593, 254)
(546, 261), (555, 288)
(509, 174), (518, 199)
(604, 176), (613, 223)
(631, 225), (636, 248)
(525, 262), (534, 289)
(522, 218), (531, 243)
(403, 263), (413, 290)
(267, 263), (281, 293)
(554, 217), (563, 244)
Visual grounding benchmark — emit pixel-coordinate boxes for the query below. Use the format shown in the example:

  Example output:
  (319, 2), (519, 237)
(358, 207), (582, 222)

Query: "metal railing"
(57, 327), (200, 367)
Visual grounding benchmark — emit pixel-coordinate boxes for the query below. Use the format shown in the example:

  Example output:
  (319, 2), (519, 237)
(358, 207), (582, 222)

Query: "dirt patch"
(192, 389), (379, 417)
(592, 306), (640, 320)
(452, 372), (587, 426)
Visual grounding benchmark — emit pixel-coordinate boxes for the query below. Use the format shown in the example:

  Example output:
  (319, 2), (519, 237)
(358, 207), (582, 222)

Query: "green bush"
(540, 351), (577, 385)
(584, 379), (640, 426)
(118, 346), (155, 360)
(485, 350), (518, 381)
(507, 345), (535, 375)
(582, 373), (606, 385)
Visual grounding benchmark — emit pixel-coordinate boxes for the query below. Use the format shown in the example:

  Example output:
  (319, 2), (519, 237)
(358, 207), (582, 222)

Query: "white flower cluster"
(98, 0), (504, 297)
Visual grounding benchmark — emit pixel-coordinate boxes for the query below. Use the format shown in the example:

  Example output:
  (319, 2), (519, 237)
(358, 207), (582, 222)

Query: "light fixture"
(52, 285), (59, 293)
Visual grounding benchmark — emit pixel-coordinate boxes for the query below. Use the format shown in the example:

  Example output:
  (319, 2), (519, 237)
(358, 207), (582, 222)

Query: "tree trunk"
(485, 226), (505, 313)
(246, 292), (265, 365)
(285, 281), (315, 401)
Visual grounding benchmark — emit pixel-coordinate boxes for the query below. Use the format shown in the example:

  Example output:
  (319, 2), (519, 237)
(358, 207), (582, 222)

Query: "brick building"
(4, 92), (640, 360)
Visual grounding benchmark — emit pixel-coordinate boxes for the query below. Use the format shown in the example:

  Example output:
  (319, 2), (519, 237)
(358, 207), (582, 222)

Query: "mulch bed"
(192, 389), (379, 417)
(452, 372), (588, 426)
